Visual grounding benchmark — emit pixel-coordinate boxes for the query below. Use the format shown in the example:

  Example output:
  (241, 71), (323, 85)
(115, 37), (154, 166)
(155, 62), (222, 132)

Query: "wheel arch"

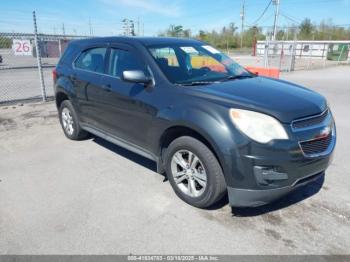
(158, 125), (224, 175)
(55, 90), (69, 109)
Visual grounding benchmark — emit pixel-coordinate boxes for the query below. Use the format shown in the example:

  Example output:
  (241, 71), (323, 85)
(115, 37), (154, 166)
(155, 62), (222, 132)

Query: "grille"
(292, 109), (329, 129)
(300, 134), (332, 156)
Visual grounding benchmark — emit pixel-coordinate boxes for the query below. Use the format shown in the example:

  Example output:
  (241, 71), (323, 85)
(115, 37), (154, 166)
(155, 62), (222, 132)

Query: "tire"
(58, 100), (88, 140)
(164, 136), (226, 208)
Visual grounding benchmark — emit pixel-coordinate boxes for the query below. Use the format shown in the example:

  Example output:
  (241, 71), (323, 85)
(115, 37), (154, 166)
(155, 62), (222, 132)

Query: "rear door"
(72, 46), (108, 125)
(97, 44), (156, 148)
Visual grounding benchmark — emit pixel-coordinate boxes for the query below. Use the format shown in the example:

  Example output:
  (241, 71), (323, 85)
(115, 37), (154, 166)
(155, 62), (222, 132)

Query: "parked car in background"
(53, 37), (336, 208)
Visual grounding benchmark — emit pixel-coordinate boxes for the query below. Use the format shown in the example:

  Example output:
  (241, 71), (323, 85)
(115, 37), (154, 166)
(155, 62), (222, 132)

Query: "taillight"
(52, 68), (57, 83)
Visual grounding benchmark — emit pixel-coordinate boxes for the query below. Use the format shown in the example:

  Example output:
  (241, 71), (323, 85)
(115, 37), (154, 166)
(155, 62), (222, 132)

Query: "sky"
(0, 0), (349, 36)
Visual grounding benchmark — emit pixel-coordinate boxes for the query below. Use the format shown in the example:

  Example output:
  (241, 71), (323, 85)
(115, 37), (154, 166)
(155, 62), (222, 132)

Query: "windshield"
(148, 43), (251, 85)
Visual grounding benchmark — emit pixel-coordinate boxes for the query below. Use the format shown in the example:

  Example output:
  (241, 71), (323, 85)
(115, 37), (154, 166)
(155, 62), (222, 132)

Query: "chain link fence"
(256, 40), (350, 72)
(0, 32), (86, 104)
(1, 28), (350, 104)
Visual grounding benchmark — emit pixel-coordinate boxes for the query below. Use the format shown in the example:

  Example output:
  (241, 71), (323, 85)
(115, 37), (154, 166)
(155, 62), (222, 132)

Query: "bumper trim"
(227, 171), (324, 207)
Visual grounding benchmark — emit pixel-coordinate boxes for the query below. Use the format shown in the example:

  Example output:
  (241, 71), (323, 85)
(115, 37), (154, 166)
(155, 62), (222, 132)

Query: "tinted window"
(108, 48), (147, 78)
(149, 47), (179, 67)
(75, 47), (107, 73)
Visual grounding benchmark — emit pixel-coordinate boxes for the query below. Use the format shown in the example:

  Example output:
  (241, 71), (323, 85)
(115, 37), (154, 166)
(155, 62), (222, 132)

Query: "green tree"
(299, 18), (314, 39)
(0, 37), (12, 48)
(159, 18), (350, 48)
(197, 30), (208, 41)
(276, 30), (285, 40)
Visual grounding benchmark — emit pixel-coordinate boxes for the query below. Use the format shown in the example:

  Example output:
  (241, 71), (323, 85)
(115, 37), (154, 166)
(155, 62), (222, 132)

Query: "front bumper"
(227, 171), (325, 207)
(224, 112), (336, 207)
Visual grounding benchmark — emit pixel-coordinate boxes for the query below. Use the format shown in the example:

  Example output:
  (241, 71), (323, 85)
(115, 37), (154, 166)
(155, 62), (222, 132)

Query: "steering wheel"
(199, 66), (212, 73)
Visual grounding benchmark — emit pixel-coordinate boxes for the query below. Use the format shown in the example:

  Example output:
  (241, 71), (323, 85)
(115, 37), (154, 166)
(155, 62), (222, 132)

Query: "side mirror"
(122, 70), (152, 85)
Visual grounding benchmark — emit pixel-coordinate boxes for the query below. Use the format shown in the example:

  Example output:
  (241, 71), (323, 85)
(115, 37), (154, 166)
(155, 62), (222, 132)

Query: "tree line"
(158, 18), (350, 49)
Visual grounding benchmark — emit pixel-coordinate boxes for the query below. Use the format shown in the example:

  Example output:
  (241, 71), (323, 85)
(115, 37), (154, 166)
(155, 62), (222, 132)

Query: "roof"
(71, 36), (204, 47)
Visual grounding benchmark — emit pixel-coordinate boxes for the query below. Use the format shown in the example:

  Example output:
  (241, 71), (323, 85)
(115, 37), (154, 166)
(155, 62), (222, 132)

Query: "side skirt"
(81, 124), (164, 173)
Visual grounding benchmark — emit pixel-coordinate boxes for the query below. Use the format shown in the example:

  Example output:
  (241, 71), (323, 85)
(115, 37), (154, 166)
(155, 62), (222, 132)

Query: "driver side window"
(108, 48), (147, 78)
(150, 47), (179, 67)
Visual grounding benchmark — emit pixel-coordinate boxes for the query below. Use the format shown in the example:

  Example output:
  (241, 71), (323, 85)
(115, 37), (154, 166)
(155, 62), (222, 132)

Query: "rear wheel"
(58, 100), (88, 140)
(165, 136), (226, 208)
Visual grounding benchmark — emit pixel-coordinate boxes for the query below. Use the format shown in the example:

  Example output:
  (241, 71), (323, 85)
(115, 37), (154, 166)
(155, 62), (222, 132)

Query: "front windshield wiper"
(176, 81), (217, 86)
(223, 74), (255, 81)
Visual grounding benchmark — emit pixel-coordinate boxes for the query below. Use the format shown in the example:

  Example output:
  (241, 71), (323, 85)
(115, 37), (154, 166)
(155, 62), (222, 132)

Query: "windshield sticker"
(180, 46), (198, 54)
(202, 45), (220, 54)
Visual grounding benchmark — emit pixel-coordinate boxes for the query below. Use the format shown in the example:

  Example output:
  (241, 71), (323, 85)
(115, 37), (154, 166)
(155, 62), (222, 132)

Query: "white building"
(256, 40), (350, 60)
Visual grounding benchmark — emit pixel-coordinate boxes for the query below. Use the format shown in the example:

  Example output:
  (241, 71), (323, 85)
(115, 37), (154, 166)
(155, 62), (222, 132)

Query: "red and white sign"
(12, 39), (32, 56)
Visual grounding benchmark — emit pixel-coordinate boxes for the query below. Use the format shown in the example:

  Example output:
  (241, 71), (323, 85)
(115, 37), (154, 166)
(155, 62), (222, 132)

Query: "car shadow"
(92, 136), (157, 171)
(92, 136), (168, 181)
(91, 135), (324, 216)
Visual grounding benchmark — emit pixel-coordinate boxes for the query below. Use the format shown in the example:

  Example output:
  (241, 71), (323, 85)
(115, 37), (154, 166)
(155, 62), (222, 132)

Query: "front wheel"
(164, 136), (226, 208)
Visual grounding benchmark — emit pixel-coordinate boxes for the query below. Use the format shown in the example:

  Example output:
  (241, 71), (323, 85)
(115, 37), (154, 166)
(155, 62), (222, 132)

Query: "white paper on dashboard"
(202, 45), (220, 54)
(180, 46), (198, 54)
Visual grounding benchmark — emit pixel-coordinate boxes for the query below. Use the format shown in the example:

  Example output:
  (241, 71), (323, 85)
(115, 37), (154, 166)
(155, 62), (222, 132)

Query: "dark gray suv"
(54, 37), (336, 208)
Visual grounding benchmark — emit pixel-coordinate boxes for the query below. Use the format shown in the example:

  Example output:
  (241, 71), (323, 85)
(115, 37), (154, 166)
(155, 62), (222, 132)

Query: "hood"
(193, 76), (327, 123)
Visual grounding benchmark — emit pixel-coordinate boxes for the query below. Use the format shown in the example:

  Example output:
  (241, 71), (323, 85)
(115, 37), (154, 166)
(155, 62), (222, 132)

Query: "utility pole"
(272, 0), (280, 40)
(122, 19), (130, 35)
(130, 20), (135, 36)
(122, 18), (135, 36)
(137, 17), (140, 36)
(89, 18), (93, 36)
(240, 0), (245, 48)
(62, 23), (66, 36)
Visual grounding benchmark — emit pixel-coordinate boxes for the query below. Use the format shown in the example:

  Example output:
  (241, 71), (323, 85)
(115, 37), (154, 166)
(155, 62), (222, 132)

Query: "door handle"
(101, 84), (112, 92)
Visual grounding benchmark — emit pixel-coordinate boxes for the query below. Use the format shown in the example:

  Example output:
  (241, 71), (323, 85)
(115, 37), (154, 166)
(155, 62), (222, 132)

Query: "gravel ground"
(0, 66), (349, 254)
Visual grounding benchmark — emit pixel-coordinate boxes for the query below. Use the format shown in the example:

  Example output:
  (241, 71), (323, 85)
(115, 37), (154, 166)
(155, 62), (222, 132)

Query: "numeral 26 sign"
(12, 39), (32, 56)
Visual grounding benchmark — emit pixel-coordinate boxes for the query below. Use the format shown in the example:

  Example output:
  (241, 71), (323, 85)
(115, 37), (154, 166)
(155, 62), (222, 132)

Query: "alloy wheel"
(61, 107), (74, 136)
(170, 150), (207, 197)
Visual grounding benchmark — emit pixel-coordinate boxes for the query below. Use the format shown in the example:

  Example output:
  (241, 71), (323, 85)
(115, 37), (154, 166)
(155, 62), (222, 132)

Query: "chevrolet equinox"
(54, 37), (336, 208)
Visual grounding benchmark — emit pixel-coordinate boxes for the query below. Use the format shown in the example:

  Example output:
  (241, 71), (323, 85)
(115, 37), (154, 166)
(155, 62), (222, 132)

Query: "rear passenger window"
(108, 48), (147, 78)
(75, 47), (107, 73)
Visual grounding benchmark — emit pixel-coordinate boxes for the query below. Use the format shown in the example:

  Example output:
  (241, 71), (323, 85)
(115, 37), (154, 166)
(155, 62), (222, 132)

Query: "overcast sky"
(0, 0), (349, 36)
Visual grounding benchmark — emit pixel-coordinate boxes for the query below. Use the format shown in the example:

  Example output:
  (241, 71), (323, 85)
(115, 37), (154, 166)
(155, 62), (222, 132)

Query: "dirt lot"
(0, 66), (349, 254)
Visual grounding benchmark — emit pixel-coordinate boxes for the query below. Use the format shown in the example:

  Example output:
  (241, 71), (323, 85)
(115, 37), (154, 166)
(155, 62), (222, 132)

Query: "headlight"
(229, 109), (288, 143)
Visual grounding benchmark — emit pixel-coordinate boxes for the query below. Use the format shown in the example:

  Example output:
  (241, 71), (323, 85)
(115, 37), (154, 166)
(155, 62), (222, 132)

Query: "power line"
(250, 0), (273, 26)
(280, 12), (300, 25)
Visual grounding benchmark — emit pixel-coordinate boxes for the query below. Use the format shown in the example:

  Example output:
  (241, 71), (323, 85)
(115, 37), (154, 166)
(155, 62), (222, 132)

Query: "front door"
(92, 44), (157, 149)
